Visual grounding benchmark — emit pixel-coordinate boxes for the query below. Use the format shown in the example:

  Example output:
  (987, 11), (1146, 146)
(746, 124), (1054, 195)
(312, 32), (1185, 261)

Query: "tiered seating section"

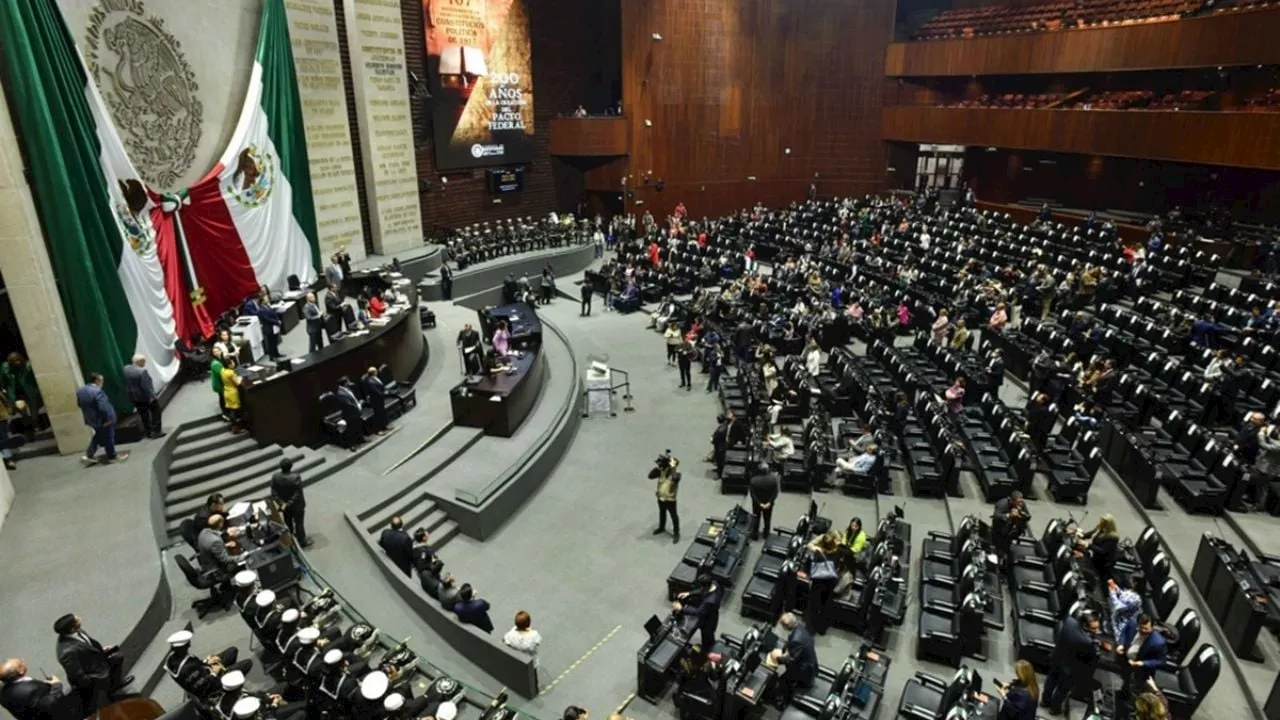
(1067, 89), (1215, 110)
(914, 0), (1204, 40)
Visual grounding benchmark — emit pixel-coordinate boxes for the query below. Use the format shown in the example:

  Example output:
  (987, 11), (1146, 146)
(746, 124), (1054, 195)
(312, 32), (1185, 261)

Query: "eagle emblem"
(85, 0), (202, 189)
(226, 146), (276, 208)
(115, 179), (154, 257)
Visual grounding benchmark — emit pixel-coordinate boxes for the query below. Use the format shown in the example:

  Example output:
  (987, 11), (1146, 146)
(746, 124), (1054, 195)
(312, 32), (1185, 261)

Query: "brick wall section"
(333, 0), (376, 255)
(399, 0), (606, 232)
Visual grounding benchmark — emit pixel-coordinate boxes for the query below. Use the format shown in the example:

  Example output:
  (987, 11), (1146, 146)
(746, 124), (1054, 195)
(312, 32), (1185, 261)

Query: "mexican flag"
(177, 0), (320, 316)
(0, 0), (182, 408)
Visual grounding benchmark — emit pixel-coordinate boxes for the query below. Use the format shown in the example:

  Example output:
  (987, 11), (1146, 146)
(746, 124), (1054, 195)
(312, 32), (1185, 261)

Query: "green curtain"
(0, 0), (135, 411)
(258, 0), (322, 271)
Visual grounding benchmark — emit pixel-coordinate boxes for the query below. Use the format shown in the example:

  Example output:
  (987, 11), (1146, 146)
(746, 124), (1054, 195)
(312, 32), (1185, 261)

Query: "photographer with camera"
(991, 491), (1030, 563)
(649, 451), (682, 544)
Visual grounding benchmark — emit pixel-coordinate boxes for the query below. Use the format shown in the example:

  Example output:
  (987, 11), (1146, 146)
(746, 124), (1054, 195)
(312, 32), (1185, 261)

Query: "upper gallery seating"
(913, 0), (1205, 40)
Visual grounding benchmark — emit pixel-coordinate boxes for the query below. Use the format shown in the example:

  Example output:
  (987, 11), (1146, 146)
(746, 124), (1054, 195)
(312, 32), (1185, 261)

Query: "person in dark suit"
(451, 584), (495, 633)
(192, 494), (225, 537)
(441, 264), (454, 301)
(579, 281), (593, 316)
(359, 367), (391, 435)
(991, 491), (1030, 561)
(270, 458), (309, 548)
(378, 516), (414, 578)
(411, 529), (438, 577)
(53, 614), (131, 714)
(1080, 513), (1121, 582)
(1026, 393), (1055, 449)
(0, 658), (76, 720)
(457, 324), (483, 376)
(303, 292), (324, 354)
(122, 356), (163, 439)
(674, 574), (723, 653)
(244, 289), (283, 360)
(76, 373), (127, 465)
(770, 613), (817, 709)
(1042, 612), (1100, 715)
(748, 463), (779, 540)
(324, 285), (343, 343)
(1116, 614), (1168, 686)
(334, 377), (365, 450)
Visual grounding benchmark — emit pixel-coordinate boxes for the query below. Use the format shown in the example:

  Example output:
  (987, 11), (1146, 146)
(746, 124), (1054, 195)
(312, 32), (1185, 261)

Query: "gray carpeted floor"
(0, 257), (1272, 720)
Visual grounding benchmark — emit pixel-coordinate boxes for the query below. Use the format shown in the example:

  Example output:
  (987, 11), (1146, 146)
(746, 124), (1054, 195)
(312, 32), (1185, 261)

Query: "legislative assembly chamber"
(5, 1), (1280, 720)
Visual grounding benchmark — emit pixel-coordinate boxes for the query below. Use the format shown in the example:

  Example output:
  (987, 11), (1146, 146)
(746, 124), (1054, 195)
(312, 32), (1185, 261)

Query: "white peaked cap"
(324, 649), (343, 665)
(438, 701), (459, 720)
(254, 590), (276, 607)
(234, 570), (258, 588)
(166, 630), (193, 647)
(360, 670), (389, 700)
(232, 696), (260, 718)
(281, 609), (299, 623)
(297, 627), (320, 645)
(384, 693), (405, 711)
(220, 670), (245, 690)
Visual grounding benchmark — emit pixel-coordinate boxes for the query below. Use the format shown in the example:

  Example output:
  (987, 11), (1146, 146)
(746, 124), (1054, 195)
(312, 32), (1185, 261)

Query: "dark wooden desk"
(242, 278), (425, 448)
(450, 348), (546, 437)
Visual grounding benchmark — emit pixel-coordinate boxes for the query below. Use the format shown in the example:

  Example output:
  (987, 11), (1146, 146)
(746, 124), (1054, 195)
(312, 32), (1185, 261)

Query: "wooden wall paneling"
(881, 107), (1280, 170)
(548, 117), (629, 156)
(621, 0), (896, 219)
(885, 10), (1280, 76)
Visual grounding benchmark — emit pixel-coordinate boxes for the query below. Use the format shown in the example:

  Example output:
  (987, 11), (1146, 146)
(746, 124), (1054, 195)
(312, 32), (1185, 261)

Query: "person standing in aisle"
(677, 340), (695, 391)
(270, 458), (310, 548)
(580, 282), (593, 316)
(649, 452), (681, 544)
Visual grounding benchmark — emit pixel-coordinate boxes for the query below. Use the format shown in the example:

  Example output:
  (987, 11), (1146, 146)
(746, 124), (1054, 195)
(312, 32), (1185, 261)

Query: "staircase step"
(13, 437), (57, 461)
(168, 446), (283, 491)
(400, 503), (452, 536)
(430, 521), (462, 552)
(165, 454), (325, 528)
(175, 421), (235, 446)
(169, 435), (260, 475)
(166, 451), (303, 512)
(170, 427), (244, 463)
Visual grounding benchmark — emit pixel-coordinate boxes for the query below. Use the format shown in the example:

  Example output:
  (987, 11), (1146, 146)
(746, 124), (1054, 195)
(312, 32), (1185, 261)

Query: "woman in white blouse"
(503, 610), (542, 673)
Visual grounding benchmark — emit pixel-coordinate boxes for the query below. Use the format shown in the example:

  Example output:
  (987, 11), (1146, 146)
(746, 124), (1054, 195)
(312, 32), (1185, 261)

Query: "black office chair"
(1162, 608), (1201, 666)
(1154, 643), (1220, 719)
(178, 518), (199, 553)
(175, 555), (227, 619)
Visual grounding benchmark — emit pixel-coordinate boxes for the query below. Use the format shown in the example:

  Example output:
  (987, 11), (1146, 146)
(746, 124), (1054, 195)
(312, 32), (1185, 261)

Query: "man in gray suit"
(196, 514), (238, 580)
(325, 254), (345, 288)
(304, 292), (324, 353)
(122, 355), (163, 439)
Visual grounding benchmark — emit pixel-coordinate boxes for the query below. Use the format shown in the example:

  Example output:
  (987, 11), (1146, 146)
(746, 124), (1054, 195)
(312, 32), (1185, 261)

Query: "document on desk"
(369, 318), (390, 327)
(228, 501), (252, 519)
(489, 395), (503, 402)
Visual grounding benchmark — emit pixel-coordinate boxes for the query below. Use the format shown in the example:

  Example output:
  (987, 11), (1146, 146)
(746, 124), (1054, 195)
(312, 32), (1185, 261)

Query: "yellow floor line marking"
(539, 624), (623, 696)
(615, 692), (637, 714)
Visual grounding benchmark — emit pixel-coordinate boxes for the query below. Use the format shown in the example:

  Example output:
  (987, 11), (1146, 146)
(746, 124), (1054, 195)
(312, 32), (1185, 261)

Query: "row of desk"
(242, 270), (425, 448)
(1191, 533), (1279, 660)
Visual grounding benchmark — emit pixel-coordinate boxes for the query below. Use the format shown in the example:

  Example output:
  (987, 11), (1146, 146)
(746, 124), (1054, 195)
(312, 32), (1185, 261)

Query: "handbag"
(810, 551), (838, 582)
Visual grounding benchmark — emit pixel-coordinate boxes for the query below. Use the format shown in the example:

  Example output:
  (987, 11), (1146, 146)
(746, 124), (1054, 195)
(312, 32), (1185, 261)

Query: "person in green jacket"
(210, 346), (227, 420)
(1, 352), (42, 419)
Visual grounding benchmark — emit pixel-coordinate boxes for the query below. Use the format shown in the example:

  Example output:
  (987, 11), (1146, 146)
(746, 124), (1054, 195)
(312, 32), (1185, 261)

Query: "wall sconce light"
(644, 119), (653, 127)
(652, 33), (663, 41)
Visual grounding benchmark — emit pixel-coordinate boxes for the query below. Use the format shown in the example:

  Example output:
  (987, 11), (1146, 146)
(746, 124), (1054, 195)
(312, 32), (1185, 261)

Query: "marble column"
(0, 86), (89, 455)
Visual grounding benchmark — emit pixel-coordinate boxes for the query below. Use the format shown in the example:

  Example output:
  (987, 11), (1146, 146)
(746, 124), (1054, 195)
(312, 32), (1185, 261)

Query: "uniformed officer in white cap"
(311, 648), (361, 717)
(163, 629), (252, 701)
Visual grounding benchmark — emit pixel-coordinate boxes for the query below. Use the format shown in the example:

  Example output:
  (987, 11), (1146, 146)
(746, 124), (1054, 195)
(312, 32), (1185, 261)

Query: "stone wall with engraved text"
(285, 0), (367, 262)
(342, 0), (423, 254)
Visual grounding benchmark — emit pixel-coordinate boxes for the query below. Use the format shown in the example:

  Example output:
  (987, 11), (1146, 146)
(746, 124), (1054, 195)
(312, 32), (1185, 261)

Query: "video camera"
(656, 449), (679, 469)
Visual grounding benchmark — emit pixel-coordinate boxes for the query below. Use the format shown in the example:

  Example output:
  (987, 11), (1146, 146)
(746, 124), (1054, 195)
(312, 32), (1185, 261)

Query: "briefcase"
(419, 307), (436, 328)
